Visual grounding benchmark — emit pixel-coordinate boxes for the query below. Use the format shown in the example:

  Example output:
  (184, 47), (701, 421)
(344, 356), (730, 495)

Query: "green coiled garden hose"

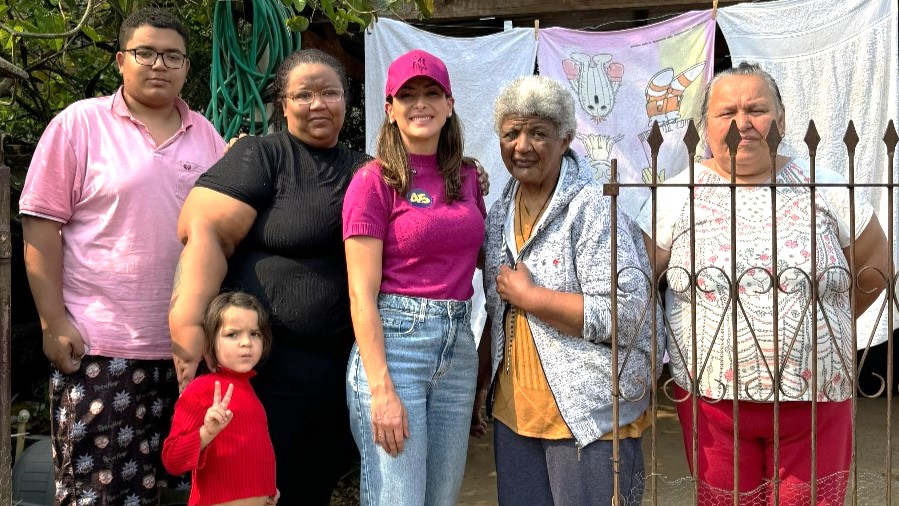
(206, 0), (301, 139)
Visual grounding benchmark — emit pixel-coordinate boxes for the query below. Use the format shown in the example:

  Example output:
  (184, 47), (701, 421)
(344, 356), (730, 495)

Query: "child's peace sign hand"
(202, 381), (234, 439)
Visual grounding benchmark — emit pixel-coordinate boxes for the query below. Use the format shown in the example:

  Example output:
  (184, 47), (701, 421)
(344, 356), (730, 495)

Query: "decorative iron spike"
(843, 120), (859, 155)
(644, 121), (665, 184)
(883, 120), (898, 157)
(844, 120), (859, 182)
(765, 119), (782, 155)
(803, 120), (820, 156)
(885, 120), (897, 185)
(683, 120), (700, 158)
(725, 120), (741, 159)
(647, 121), (664, 155)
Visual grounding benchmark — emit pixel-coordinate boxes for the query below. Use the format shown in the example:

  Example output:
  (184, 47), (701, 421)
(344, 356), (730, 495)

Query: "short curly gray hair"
(493, 75), (576, 139)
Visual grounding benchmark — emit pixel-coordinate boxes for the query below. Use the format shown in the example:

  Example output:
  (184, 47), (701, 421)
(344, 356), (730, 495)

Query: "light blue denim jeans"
(347, 293), (478, 506)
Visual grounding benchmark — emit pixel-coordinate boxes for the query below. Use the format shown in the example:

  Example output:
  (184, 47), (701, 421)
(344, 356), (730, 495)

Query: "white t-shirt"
(637, 159), (872, 402)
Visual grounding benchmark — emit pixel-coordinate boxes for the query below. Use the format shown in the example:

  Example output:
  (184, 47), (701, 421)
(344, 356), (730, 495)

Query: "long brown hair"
(375, 108), (465, 203)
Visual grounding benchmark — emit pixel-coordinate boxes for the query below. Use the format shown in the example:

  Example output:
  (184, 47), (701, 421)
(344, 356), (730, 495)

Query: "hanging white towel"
(537, 10), (717, 217)
(364, 17), (539, 340)
(718, 0), (899, 347)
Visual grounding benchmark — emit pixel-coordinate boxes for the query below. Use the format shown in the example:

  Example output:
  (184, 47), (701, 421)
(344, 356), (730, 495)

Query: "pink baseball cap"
(385, 49), (452, 99)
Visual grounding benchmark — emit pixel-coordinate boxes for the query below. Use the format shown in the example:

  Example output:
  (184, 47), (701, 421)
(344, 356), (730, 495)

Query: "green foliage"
(0, 0), (433, 147)
(0, 0), (217, 146)
(283, 0), (434, 35)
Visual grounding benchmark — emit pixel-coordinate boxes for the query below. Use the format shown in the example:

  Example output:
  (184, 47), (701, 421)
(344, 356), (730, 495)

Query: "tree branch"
(1, 0), (96, 39)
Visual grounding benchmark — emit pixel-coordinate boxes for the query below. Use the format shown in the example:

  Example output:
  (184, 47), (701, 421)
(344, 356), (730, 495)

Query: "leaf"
(332, 16), (348, 34)
(343, 10), (367, 28)
(81, 25), (100, 42)
(285, 15), (310, 32)
(320, 0), (335, 17)
(292, 0), (307, 11)
(413, 0), (433, 17)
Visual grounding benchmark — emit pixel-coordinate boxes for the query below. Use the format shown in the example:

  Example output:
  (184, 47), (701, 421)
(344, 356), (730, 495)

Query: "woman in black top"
(170, 49), (366, 505)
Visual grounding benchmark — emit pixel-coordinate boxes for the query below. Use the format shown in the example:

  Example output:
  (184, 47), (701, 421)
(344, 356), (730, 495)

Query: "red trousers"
(674, 384), (851, 505)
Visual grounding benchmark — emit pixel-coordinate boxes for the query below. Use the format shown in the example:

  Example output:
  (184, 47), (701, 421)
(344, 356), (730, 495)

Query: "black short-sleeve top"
(195, 131), (368, 354)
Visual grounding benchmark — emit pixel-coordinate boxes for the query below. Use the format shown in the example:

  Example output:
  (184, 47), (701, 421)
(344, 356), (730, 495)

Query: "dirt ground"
(457, 396), (899, 505)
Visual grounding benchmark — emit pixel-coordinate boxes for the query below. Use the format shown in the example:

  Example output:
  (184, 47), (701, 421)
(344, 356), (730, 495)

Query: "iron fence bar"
(882, 120), (897, 505)
(681, 120), (700, 506)
(607, 159), (621, 506)
(724, 120), (742, 506)
(645, 120), (665, 506)
(766, 119), (783, 506)
(844, 121), (860, 506)
(804, 119), (821, 505)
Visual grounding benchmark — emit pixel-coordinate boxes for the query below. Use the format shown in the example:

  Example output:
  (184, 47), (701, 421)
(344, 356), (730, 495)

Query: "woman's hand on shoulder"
(463, 156), (490, 196)
(224, 133), (249, 154)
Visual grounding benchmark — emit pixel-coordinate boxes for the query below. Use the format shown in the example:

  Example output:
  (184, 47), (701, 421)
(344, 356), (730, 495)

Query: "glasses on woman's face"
(125, 48), (187, 69)
(289, 89), (344, 105)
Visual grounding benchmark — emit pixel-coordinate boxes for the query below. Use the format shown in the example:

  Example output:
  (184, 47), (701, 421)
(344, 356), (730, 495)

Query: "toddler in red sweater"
(163, 292), (279, 505)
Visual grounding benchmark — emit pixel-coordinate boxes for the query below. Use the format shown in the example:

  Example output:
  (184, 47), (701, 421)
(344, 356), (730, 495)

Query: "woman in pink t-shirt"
(342, 49), (486, 505)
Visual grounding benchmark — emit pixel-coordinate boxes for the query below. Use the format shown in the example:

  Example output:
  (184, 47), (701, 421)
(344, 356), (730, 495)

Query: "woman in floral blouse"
(638, 62), (890, 505)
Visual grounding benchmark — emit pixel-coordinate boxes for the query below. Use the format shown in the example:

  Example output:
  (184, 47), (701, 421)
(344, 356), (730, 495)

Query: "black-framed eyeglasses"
(289, 89), (344, 105)
(124, 48), (187, 69)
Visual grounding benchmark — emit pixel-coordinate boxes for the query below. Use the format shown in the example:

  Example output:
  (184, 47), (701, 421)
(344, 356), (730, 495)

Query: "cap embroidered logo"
(412, 54), (428, 73)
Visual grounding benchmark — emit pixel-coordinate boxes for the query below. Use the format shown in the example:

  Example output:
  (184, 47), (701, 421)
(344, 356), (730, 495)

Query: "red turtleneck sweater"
(162, 367), (276, 505)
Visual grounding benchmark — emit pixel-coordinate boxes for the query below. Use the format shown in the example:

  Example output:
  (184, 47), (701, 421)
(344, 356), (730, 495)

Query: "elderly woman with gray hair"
(471, 75), (663, 505)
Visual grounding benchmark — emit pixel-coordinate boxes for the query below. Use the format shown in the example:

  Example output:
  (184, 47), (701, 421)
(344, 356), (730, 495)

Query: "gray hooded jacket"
(483, 152), (665, 448)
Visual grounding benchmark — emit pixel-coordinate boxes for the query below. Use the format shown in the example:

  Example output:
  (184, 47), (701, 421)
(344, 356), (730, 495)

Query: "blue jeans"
(494, 421), (646, 506)
(347, 294), (478, 506)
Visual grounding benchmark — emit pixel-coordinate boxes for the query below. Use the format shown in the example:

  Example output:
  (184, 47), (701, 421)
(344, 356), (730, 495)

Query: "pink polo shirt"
(19, 88), (225, 359)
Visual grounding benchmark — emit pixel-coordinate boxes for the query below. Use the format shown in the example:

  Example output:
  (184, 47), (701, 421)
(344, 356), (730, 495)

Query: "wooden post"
(0, 137), (13, 503)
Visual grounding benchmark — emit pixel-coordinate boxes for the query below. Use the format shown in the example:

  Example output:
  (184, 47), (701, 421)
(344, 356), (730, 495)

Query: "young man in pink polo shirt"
(19, 8), (224, 505)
